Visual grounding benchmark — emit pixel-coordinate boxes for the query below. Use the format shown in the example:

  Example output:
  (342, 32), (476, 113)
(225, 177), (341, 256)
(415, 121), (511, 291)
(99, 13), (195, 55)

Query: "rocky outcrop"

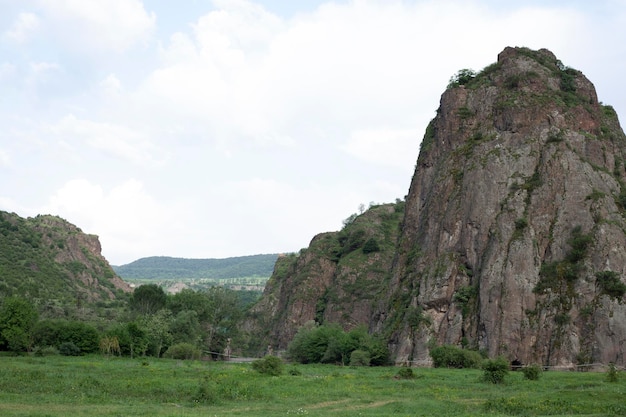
(387, 47), (626, 367)
(247, 47), (626, 367)
(244, 202), (404, 354)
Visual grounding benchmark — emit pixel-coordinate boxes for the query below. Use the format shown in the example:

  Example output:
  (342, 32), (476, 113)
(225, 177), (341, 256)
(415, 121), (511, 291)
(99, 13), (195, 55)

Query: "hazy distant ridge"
(113, 254), (280, 280)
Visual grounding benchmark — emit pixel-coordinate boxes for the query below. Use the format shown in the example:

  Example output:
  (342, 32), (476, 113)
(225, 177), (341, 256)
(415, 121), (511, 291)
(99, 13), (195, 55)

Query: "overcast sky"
(1, 0), (625, 265)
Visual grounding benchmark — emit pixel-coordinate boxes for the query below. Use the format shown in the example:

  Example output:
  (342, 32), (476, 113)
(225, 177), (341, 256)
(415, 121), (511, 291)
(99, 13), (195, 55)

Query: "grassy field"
(0, 355), (624, 417)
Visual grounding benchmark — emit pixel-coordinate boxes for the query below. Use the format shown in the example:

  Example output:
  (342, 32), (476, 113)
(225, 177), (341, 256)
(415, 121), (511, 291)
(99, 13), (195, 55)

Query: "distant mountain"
(113, 254), (280, 280)
(0, 211), (131, 314)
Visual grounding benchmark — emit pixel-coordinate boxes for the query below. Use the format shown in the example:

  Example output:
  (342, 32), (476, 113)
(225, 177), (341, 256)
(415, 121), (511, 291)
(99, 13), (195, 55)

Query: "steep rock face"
(388, 47), (626, 367)
(244, 203), (403, 354)
(246, 47), (626, 367)
(0, 212), (131, 312)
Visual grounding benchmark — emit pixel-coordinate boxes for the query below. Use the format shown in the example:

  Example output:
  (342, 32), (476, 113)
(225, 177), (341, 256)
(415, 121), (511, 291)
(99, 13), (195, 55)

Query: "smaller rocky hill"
(0, 211), (131, 316)
(244, 201), (405, 354)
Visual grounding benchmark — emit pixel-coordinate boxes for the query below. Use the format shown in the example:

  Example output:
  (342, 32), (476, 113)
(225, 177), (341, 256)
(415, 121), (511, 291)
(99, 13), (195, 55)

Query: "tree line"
(0, 284), (244, 359)
(1, 284), (393, 366)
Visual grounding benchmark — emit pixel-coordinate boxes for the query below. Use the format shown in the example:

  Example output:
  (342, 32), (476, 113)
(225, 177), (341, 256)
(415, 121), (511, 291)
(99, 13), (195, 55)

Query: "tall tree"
(141, 309), (173, 357)
(130, 284), (166, 316)
(0, 297), (38, 352)
(126, 322), (148, 358)
(202, 286), (243, 355)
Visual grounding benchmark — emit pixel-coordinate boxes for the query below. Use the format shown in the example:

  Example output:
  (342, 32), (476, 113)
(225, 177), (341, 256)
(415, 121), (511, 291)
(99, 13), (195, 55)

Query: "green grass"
(0, 356), (624, 416)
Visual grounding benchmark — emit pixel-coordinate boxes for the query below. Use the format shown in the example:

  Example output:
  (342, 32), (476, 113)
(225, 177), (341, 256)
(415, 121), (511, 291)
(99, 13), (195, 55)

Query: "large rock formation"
(386, 46), (626, 367)
(248, 47), (626, 367)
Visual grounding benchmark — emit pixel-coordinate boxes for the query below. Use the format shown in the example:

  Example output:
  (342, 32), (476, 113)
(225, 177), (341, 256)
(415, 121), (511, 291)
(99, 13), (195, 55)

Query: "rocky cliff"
(244, 202), (404, 354)
(386, 46), (626, 367)
(248, 47), (626, 367)
(0, 211), (131, 315)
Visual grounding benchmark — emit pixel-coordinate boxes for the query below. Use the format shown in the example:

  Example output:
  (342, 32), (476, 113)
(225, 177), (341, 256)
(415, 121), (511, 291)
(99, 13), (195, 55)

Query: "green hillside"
(0, 211), (129, 317)
(113, 254), (280, 280)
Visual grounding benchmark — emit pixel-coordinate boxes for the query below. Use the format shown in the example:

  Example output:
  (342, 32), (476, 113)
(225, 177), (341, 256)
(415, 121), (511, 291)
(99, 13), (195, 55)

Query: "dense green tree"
(126, 322), (149, 358)
(203, 286), (243, 355)
(429, 345), (482, 369)
(482, 357), (509, 384)
(170, 310), (202, 345)
(167, 289), (211, 320)
(167, 287), (243, 355)
(141, 309), (173, 357)
(130, 284), (166, 315)
(60, 321), (100, 353)
(286, 321), (320, 363)
(448, 68), (477, 88)
(106, 324), (132, 356)
(32, 319), (63, 347)
(287, 322), (388, 365)
(32, 319), (99, 354)
(0, 297), (38, 352)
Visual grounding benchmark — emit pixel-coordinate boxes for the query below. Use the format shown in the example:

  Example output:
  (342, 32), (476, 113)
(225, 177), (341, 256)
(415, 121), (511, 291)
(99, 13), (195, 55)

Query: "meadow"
(0, 355), (624, 417)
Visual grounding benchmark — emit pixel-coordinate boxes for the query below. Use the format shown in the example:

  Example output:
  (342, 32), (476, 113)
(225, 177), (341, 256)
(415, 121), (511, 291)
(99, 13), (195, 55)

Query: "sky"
(1, 0), (625, 266)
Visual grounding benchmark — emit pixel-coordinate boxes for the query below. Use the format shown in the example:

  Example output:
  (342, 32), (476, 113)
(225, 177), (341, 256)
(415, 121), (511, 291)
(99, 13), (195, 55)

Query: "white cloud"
(133, 1), (585, 159)
(99, 73), (123, 98)
(0, 149), (10, 167)
(42, 178), (184, 264)
(38, 0), (156, 51)
(342, 127), (422, 170)
(30, 61), (60, 73)
(194, 0), (283, 57)
(0, 63), (16, 80)
(49, 114), (169, 167)
(3, 12), (40, 43)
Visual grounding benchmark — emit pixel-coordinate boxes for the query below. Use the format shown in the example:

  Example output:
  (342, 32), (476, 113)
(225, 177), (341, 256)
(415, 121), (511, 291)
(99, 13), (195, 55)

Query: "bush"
(482, 357), (509, 384)
(32, 346), (58, 356)
(522, 364), (542, 381)
(430, 345), (482, 368)
(514, 217), (528, 231)
(32, 320), (100, 354)
(287, 322), (389, 366)
(287, 322), (340, 364)
(288, 366), (302, 376)
(396, 367), (415, 379)
(362, 238), (380, 254)
(448, 68), (477, 88)
(59, 341), (81, 356)
(164, 342), (201, 360)
(606, 363), (619, 383)
(251, 355), (284, 376)
(193, 375), (259, 404)
(349, 349), (370, 366)
(194, 380), (218, 405)
(596, 271), (626, 300)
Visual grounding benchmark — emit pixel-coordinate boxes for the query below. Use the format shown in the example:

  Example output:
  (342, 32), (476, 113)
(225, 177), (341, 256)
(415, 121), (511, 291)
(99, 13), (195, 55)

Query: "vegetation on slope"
(0, 211), (127, 320)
